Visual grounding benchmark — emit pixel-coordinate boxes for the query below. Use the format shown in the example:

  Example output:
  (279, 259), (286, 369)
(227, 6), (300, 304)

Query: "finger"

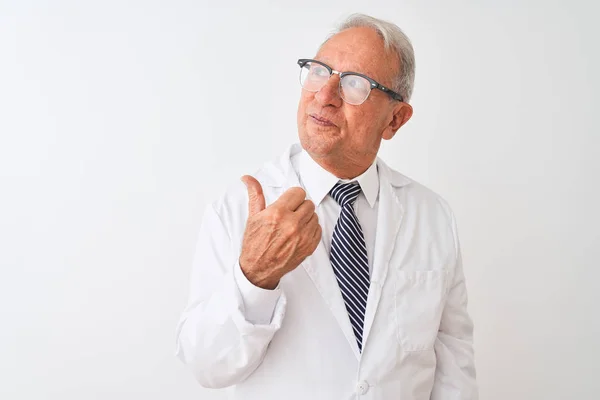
(311, 215), (322, 236)
(294, 200), (316, 225)
(309, 222), (322, 251)
(305, 211), (319, 228)
(241, 175), (266, 216)
(275, 186), (307, 211)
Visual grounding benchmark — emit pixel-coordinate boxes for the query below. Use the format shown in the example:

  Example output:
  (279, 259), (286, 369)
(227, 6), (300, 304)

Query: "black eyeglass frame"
(297, 58), (404, 103)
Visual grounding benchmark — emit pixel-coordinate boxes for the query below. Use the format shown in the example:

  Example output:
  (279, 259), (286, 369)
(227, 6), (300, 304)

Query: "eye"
(343, 75), (369, 90)
(310, 65), (329, 77)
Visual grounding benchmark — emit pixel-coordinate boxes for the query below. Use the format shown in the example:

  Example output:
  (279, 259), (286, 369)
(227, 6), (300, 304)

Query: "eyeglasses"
(298, 58), (403, 105)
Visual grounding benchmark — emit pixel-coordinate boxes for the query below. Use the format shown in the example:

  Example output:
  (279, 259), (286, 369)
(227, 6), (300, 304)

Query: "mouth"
(309, 114), (336, 127)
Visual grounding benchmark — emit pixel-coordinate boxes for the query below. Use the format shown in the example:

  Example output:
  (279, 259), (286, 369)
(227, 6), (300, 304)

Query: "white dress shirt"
(234, 149), (379, 325)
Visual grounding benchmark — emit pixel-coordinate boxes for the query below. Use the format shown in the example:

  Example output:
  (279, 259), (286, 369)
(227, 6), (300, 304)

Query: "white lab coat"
(175, 143), (477, 400)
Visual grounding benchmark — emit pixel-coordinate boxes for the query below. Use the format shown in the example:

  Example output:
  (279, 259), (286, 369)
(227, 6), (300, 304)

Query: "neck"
(311, 153), (375, 180)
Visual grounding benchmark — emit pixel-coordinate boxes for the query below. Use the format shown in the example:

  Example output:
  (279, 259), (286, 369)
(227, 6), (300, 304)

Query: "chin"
(299, 125), (340, 158)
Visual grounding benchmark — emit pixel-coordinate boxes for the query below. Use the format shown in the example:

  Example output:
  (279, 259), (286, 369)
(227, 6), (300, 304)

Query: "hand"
(239, 175), (322, 290)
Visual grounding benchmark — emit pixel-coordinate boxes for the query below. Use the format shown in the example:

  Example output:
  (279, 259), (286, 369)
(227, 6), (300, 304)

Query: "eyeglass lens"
(299, 61), (371, 105)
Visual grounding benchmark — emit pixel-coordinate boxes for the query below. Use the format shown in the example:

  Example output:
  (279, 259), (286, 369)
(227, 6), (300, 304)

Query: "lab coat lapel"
(360, 161), (405, 351)
(277, 151), (361, 359)
(300, 233), (362, 359)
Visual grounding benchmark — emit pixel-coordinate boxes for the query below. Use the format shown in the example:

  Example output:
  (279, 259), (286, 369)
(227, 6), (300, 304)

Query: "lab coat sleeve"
(431, 210), (478, 400)
(175, 202), (287, 388)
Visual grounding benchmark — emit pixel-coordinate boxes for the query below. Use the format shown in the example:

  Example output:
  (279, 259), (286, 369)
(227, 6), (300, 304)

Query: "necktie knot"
(329, 182), (362, 207)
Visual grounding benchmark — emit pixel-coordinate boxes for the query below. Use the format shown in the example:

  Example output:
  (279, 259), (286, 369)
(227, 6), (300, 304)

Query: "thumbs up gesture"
(239, 175), (322, 290)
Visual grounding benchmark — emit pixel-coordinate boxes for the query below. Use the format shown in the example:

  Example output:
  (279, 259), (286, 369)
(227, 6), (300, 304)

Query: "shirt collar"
(298, 149), (379, 207)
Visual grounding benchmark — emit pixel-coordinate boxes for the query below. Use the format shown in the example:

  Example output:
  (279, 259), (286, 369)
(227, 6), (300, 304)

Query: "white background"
(1, 1), (599, 399)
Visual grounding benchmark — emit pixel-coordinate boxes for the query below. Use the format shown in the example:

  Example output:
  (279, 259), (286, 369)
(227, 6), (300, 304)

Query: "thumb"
(241, 175), (266, 216)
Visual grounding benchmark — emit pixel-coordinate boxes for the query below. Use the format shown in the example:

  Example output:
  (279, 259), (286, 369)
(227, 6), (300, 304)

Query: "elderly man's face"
(297, 27), (412, 174)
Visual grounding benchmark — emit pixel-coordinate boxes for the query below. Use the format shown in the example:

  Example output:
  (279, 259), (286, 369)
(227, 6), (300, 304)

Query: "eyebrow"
(314, 57), (388, 86)
(314, 58), (364, 75)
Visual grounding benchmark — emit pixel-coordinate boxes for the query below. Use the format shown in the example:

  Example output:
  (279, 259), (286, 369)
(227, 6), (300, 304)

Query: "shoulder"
(210, 148), (289, 229)
(379, 158), (456, 223)
(379, 158), (461, 258)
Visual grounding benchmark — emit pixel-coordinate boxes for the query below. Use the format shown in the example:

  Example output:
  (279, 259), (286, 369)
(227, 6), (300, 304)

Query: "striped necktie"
(329, 182), (370, 352)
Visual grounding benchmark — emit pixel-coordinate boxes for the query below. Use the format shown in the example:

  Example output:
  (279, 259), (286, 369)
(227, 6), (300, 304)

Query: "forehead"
(315, 26), (399, 84)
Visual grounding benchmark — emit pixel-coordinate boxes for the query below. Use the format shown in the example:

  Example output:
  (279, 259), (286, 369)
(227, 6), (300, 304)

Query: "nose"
(314, 73), (343, 107)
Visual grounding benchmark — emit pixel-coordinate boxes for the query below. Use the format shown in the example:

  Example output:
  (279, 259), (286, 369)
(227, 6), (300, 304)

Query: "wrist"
(239, 260), (280, 290)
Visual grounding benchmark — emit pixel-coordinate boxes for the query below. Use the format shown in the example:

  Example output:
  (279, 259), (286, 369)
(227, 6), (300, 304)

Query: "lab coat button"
(356, 381), (369, 395)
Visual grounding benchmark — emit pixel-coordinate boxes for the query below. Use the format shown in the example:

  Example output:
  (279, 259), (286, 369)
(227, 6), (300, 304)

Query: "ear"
(382, 102), (413, 140)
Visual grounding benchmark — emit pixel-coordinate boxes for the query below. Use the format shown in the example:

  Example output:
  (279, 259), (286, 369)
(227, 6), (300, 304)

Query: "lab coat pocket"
(394, 269), (448, 352)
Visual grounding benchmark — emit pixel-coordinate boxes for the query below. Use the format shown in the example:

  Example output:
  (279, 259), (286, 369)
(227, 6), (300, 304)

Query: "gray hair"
(322, 13), (416, 103)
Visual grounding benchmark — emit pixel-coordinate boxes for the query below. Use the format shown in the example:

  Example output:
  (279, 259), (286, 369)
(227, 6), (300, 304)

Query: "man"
(175, 13), (477, 400)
